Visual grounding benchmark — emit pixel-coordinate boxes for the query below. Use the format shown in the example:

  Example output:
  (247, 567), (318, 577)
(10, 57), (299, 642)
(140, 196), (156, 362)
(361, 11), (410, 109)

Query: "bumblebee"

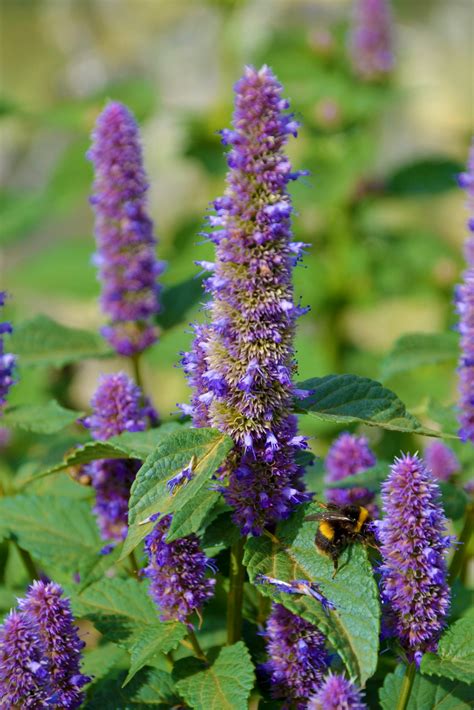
(305, 504), (377, 577)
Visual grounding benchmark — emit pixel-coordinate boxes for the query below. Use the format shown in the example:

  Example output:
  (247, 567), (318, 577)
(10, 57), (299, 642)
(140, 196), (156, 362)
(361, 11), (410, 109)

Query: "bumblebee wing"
(305, 512), (352, 523)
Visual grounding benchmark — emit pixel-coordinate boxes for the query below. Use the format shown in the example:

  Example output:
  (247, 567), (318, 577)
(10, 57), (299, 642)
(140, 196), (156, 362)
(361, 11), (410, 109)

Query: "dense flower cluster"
(0, 292), (16, 413)
(82, 372), (155, 540)
(262, 604), (328, 707)
(144, 514), (216, 623)
(308, 673), (367, 710)
(455, 143), (474, 443)
(424, 441), (460, 481)
(0, 582), (89, 708)
(377, 454), (452, 664)
(349, 0), (394, 81)
(325, 432), (377, 514)
(88, 101), (163, 356)
(181, 65), (310, 534)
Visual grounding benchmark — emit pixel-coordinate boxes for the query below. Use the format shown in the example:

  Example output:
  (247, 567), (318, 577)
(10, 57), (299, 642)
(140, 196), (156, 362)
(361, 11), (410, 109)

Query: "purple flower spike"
(262, 604), (329, 708)
(455, 142), (474, 443)
(0, 611), (50, 709)
(349, 0), (394, 81)
(378, 453), (452, 664)
(325, 432), (378, 516)
(308, 673), (367, 709)
(144, 514), (216, 623)
(82, 372), (155, 541)
(0, 292), (16, 414)
(424, 441), (460, 481)
(182, 65), (311, 534)
(88, 101), (164, 356)
(18, 581), (90, 709)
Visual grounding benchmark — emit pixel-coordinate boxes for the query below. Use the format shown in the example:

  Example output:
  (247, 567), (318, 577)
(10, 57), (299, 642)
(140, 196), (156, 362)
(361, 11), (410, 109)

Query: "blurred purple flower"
(377, 453), (452, 664)
(308, 673), (367, 709)
(325, 432), (378, 515)
(144, 514), (216, 623)
(181, 65), (310, 535)
(455, 142), (474, 443)
(262, 603), (329, 708)
(0, 292), (16, 414)
(349, 0), (394, 81)
(88, 101), (164, 356)
(424, 441), (460, 481)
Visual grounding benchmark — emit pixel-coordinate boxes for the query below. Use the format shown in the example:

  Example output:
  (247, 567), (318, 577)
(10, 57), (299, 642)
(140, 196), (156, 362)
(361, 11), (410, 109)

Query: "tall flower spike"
(349, 0), (394, 81)
(82, 372), (155, 540)
(261, 603), (329, 708)
(424, 441), (460, 481)
(19, 581), (90, 709)
(308, 673), (367, 710)
(325, 432), (377, 515)
(181, 65), (310, 535)
(0, 292), (16, 414)
(0, 611), (50, 709)
(143, 514), (216, 624)
(88, 101), (164, 356)
(377, 453), (452, 665)
(455, 142), (474, 443)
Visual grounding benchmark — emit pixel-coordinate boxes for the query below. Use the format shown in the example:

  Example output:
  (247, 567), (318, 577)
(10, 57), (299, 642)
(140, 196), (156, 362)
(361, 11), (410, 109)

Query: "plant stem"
(449, 502), (474, 583)
(396, 663), (416, 710)
(13, 542), (39, 581)
(227, 537), (245, 645)
(187, 628), (208, 664)
(130, 353), (144, 391)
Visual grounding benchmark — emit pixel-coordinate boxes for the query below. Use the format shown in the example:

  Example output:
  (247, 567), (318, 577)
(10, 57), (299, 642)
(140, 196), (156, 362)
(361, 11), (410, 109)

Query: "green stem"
(449, 502), (474, 583)
(130, 353), (144, 391)
(227, 537), (246, 645)
(396, 663), (416, 710)
(13, 541), (39, 581)
(187, 628), (208, 664)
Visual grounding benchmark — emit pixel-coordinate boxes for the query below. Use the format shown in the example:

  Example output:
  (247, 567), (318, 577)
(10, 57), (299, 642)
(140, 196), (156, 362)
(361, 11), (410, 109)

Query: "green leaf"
(2, 400), (82, 434)
(175, 642), (255, 710)
(381, 332), (459, 380)
(8, 314), (113, 367)
(156, 277), (206, 331)
(244, 505), (380, 685)
(124, 624), (187, 686)
(84, 666), (151, 709)
(380, 665), (473, 709)
(132, 669), (180, 706)
(296, 374), (449, 437)
(421, 618), (474, 684)
(439, 483), (468, 521)
(385, 158), (462, 196)
(0, 495), (104, 580)
(325, 461), (389, 490)
(122, 428), (233, 558)
(82, 643), (128, 686)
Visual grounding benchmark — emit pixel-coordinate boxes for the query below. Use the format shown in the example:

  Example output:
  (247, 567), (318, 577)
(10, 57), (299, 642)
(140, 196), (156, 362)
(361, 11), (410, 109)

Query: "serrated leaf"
(8, 314), (113, 367)
(156, 276), (206, 331)
(132, 669), (180, 706)
(380, 665), (473, 709)
(124, 624), (187, 686)
(122, 428), (233, 558)
(296, 374), (450, 438)
(167, 487), (220, 542)
(421, 618), (474, 684)
(0, 494), (105, 580)
(244, 505), (380, 685)
(385, 157), (462, 196)
(2, 400), (82, 434)
(381, 332), (458, 380)
(175, 641), (255, 710)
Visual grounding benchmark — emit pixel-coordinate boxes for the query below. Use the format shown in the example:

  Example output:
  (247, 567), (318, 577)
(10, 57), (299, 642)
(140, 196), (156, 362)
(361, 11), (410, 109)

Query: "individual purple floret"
(255, 575), (335, 615)
(19, 581), (90, 709)
(262, 604), (329, 708)
(325, 432), (378, 515)
(377, 453), (452, 665)
(88, 101), (164, 357)
(81, 372), (155, 541)
(0, 611), (50, 709)
(424, 441), (460, 481)
(0, 292), (16, 413)
(308, 673), (367, 709)
(144, 514), (216, 624)
(349, 0), (394, 81)
(455, 142), (474, 443)
(181, 65), (311, 535)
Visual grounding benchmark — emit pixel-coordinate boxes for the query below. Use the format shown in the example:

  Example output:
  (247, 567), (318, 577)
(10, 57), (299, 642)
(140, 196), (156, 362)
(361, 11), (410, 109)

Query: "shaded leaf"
(3, 400), (82, 434)
(439, 483), (468, 521)
(380, 665), (473, 709)
(82, 644), (128, 686)
(421, 618), (474, 684)
(132, 669), (180, 706)
(156, 277), (206, 331)
(381, 332), (458, 380)
(385, 158), (462, 196)
(124, 624), (187, 686)
(325, 461), (389, 490)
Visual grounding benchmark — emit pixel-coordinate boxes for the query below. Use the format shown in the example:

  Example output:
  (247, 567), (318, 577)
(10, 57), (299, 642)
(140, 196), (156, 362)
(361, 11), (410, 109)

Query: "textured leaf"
(156, 276), (206, 331)
(8, 313), (113, 367)
(122, 428), (233, 558)
(2, 400), (82, 434)
(82, 644), (128, 686)
(421, 618), (474, 684)
(175, 642), (255, 710)
(385, 157), (462, 196)
(84, 666), (151, 709)
(381, 332), (458, 380)
(296, 374), (448, 437)
(132, 669), (179, 706)
(380, 665), (473, 710)
(124, 624), (187, 686)
(244, 505), (380, 685)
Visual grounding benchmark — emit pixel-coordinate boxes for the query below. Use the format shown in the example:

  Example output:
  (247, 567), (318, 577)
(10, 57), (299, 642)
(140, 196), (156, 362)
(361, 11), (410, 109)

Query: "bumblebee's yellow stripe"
(354, 507), (369, 533)
(319, 521), (335, 540)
